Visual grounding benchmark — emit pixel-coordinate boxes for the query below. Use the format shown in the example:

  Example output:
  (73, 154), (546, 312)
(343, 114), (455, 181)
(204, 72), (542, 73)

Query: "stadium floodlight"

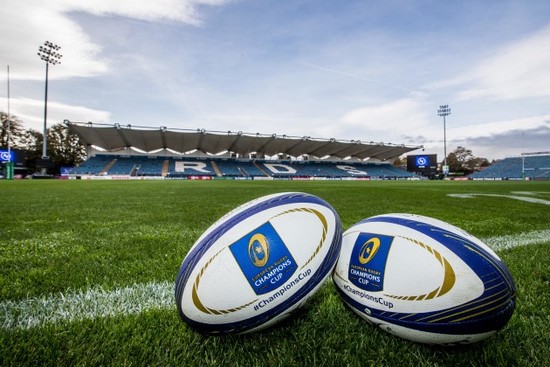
(438, 104), (451, 177)
(37, 41), (62, 162)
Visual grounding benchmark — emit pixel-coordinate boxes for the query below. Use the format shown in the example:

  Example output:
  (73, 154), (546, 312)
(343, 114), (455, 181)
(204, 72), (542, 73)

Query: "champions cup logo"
(249, 233), (269, 267)
(349, 233), (394, 292)
(358, 238), (380, 265)
(230, 222), (298, 295)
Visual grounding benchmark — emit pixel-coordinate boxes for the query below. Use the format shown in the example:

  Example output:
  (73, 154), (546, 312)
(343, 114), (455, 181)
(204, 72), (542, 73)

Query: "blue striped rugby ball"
(175, 192), (342, 335)
(333, 213), (516, 345)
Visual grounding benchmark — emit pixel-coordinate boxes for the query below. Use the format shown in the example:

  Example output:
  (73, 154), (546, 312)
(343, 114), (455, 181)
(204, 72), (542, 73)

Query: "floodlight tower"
(37, 41), (62, 161)
(6, 65), (13, 179)
(438, 104), (451, 177)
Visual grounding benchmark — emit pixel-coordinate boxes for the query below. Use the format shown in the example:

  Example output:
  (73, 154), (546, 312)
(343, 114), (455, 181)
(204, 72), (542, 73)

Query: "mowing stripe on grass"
(1, 230), (548, 331)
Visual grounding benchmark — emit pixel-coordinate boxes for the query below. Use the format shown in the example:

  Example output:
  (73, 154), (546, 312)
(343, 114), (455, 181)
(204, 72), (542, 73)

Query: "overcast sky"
(1, 0), (549, 160)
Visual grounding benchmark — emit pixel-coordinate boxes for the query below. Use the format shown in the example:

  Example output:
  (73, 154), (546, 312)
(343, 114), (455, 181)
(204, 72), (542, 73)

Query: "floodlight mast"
(5, 65), (13, 179)
(438, 104), (451, 177)
(37, 41), (62, 162)
(7, 65), (10, 156)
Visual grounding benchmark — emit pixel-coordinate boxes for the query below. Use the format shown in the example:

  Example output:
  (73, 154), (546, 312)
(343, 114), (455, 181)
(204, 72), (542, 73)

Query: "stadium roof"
(66, 121), (421, 161)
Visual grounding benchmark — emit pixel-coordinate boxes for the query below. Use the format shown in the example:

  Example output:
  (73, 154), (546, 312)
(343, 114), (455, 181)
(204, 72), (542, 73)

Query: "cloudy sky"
(1, 0), (549, 160)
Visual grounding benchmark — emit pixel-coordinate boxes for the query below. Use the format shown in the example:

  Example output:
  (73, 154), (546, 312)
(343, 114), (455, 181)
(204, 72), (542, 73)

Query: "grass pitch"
(1, 180), (549, 366)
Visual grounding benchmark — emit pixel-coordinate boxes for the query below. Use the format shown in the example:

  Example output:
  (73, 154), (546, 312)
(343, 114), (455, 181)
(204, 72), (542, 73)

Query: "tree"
(453, 146), (474, 168)
(20, 129), (43, 173)
(466, 157), (490, 171)
(0, 112), (26, 149)
(47, 122), (87, 170)
(446, 151), (462, 173)
(445, 146), (489, 175)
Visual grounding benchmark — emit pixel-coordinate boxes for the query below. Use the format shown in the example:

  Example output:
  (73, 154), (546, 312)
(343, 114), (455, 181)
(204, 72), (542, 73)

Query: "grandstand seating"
(70, 155), (115, 175)
(469, 155), (550, 179)
(214, 159), (267, 177)
(136, 157), (166, 176)
(69, 154), (417, 179)
(257, 160), (416, 178)
(108, 156), (138, 175)
(69, 153), (550, 180)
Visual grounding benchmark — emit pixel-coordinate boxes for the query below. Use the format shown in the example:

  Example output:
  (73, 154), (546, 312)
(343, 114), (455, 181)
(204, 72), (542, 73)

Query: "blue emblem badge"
(230, 221), (298, 295)
(348, 232), (394, 292)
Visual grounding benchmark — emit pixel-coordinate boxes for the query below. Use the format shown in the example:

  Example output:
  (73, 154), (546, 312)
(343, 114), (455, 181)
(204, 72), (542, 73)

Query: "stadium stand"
(469, 155), (550, 180)
(69, 154), (417, 179)
(66, 121), (423, 180)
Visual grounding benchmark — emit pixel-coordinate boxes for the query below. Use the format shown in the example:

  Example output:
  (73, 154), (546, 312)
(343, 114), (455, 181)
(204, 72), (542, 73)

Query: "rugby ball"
(333, 213), (516, 345)
(175, 192), (342, 335)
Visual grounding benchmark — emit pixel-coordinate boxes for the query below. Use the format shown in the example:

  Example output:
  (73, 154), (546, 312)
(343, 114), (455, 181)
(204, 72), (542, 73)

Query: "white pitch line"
(0, 281), (174, 330)
(1, 230), (549, 331)
(482, 229), (550, 251)
(447, 193), (550, 205)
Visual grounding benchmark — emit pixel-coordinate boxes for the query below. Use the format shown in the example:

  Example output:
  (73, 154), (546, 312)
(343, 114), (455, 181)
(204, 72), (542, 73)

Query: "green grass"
(1, 180), (549, 366)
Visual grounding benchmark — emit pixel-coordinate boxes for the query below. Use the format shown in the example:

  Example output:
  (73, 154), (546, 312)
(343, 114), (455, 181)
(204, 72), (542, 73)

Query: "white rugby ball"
(333, 213), (516, 345)
(175, 192), (342, 334)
